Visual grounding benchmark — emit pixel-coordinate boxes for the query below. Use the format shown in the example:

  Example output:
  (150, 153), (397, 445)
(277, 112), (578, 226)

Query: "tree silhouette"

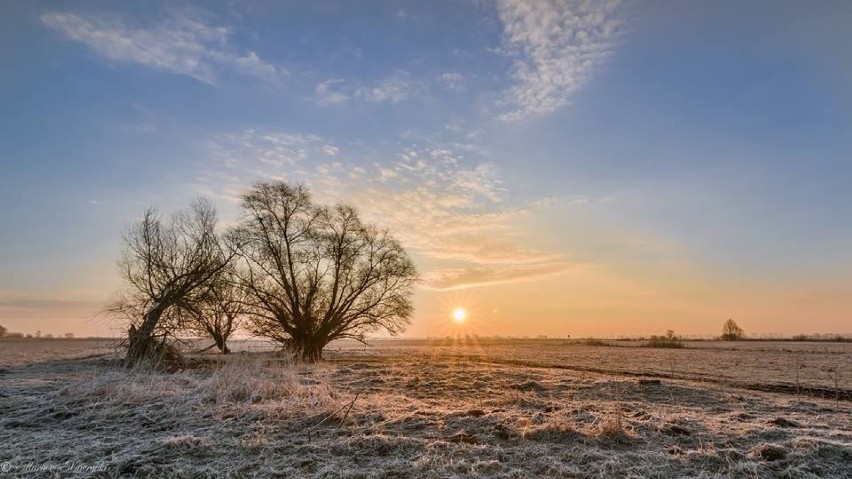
(113, 200), (231, 364)
(229, 182), (417, 361)
(182, 267), (246, 354)
(721, 319), (744, 341)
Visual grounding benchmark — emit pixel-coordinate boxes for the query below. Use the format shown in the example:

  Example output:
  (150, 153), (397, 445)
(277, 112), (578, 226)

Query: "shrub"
(721, 319), (744, 341)
(646, 330), (683, 349)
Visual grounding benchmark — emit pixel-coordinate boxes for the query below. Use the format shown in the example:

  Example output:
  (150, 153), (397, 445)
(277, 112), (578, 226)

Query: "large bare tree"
(115, 199), (231, 364)
(229, 182), (417, 361)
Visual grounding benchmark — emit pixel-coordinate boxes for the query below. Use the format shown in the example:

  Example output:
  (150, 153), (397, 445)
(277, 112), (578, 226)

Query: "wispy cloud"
(496, 0), (625, 121)
(440, 71), (466, 91)
(422, 262), (578, 291)
(315, 71), (421, 106)
(315, 79), (349, 106)
(0, 298), (101, 312)
(41, 10), (282, 85)
(200, 130), (573, 290)
(355, 75), (413, 103)
(0, 289), (105, 324)
(197, 130), (332, 201)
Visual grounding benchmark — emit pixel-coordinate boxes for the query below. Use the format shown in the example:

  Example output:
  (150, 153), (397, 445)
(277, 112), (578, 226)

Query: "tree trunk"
(126, 304), (165, 364)
(214, 334), (230, 355)
(292, 335), (325, 362)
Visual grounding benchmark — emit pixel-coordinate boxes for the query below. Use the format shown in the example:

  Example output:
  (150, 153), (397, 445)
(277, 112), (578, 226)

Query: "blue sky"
(1, 1), (850, 337)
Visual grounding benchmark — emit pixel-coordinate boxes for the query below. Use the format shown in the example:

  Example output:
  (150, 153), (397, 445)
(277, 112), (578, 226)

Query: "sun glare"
(452, 307), (467, 322)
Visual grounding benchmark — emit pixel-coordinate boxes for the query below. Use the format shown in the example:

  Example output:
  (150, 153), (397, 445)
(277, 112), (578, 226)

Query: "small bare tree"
(114, 199), (231, 364)
(182, 268), (246, 354)
(721, 319), (744, 341)
(229, 182), (417, 361)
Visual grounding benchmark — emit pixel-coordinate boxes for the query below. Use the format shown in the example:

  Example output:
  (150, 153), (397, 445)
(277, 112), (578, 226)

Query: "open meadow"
(1, 339), (850, 478)
(0, 338), (120, 368)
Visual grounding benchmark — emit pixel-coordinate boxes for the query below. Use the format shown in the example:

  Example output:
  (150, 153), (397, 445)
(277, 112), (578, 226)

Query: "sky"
(1, 0), (851, 338)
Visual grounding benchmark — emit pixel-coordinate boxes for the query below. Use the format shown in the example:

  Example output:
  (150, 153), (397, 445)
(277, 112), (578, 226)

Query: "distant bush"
(721, 319), (744, 341)
(581, 339), (611, 347)
(789, 334), (851, 343)
(646, 330), (683, 349)
(0, 324), (6, 337)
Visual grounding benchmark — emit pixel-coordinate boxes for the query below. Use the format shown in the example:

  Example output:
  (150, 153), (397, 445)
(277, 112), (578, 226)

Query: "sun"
(452, 307), (467, 323)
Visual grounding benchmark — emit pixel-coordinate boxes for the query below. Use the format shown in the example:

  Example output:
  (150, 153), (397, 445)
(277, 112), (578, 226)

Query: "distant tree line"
(0, 327), (76, 339)
(647, 329), (684, 348)
(112, 181), (418, 365)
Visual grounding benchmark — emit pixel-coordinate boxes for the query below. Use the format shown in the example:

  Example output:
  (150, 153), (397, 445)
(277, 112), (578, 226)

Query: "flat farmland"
(0, 338), (121, 368)
(1, 339), (849, 477)
(345, 339), (851, 397)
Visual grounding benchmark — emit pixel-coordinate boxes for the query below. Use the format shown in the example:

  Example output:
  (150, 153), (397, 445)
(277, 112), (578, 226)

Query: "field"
(1, 339), (850, 478)
(0, 338), (119, 368)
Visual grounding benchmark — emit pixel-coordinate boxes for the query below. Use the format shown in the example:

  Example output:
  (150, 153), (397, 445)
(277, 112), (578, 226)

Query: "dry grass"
(0, 355), (344, 477)
(0, 343), (850, 478)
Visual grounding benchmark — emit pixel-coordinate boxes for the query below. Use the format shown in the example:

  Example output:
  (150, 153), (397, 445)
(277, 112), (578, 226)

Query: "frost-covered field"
(361, 339), (851, 396)
(0, 340), (850, 478)
(0, 338), (120, 368)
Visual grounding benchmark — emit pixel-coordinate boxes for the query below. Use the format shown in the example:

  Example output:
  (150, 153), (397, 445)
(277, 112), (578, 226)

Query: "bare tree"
(182, 268), (246, 354)
(721, 319), (744, 341)
(114, 199), (231, 364)
(229, 182), (417, 361)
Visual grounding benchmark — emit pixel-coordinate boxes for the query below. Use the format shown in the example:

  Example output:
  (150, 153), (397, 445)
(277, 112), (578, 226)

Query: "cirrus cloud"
(198, 129), (574, 290)
(41, 10), (282, 85)
(496, 0), (626, 121)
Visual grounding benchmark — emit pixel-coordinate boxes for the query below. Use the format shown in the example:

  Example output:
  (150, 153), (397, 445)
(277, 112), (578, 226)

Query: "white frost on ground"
(0, 342), (850, 478)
